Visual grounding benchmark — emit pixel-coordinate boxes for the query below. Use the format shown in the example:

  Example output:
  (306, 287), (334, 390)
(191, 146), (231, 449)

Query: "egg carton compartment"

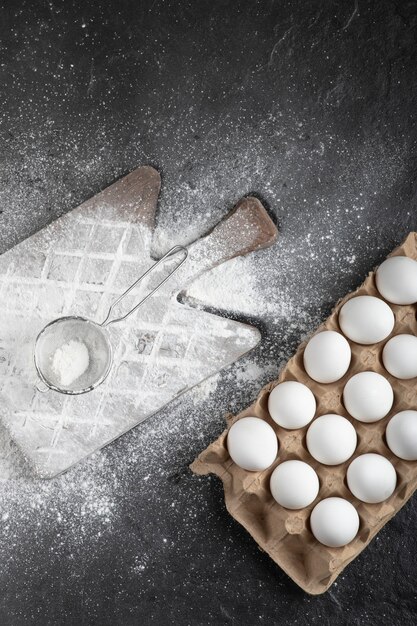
(191, 232), (417, 594)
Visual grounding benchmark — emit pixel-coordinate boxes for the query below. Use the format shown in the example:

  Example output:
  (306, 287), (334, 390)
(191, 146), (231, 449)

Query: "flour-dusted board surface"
(0, 166), (277, 478)
(192, 232), (417, 594)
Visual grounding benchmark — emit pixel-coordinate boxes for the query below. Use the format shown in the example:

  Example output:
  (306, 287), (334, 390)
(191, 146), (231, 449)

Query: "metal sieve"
(34, 245), (188, 395)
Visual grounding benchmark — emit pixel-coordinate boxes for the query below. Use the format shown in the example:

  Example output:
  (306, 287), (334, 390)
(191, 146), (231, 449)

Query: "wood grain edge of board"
(76, 165), (161, 228)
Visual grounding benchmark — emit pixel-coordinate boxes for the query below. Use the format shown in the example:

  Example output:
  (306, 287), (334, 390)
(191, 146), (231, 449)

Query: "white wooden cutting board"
(0, 166), (277, 477)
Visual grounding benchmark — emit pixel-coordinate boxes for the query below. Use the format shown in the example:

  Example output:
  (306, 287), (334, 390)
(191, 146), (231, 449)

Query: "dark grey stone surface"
(1, 1), (417, 624)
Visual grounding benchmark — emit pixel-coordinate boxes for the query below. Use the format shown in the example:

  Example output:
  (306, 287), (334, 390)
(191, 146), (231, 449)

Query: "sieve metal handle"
(100, 245), (188, 327)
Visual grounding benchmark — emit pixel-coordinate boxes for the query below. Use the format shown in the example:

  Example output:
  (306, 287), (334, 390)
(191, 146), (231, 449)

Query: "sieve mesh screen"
(34, 317), (112, 394)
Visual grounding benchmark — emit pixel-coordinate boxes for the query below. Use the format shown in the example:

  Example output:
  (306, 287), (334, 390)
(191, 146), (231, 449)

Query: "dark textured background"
(1, 1), (417, 624)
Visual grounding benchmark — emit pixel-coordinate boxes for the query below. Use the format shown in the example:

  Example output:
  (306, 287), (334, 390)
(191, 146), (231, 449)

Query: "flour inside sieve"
(35, 317), (113, 394)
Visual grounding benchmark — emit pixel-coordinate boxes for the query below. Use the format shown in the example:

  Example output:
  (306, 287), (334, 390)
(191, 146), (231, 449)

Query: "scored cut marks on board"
(0, 166), (277, 477)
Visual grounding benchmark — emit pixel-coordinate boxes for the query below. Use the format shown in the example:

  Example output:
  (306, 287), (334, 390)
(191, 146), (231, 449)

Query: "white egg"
(376, 256), (417, 305)
(268, 381), (316, 430)
(338, 295), (394, 345)
(306, 414), (357, 465)
(310, 497), (360, 547)
(343, 371), (394, 423)
(270, 460), (319, 509)
(382, 334), (417, 379)
(347, 453), (397, 503)
(227, 417), (278, 471)
(386, 410), (417, 461)
(303, 330), (351, 384)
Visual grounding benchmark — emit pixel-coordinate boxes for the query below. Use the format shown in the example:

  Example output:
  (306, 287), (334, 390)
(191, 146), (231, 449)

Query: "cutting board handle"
(179, 196), (278, 284)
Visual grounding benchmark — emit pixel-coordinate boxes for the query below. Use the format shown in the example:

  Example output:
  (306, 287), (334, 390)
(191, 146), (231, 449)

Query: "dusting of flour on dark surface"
(1, 0), (417, 624)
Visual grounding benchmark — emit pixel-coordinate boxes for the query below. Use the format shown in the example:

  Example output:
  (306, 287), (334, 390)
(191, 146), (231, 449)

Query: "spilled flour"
(0, 220), (338, 575)
(0, 215), (292, 568)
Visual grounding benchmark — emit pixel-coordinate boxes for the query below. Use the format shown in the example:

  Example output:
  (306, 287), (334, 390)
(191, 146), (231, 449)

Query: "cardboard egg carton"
(191, 232), (417, 594)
